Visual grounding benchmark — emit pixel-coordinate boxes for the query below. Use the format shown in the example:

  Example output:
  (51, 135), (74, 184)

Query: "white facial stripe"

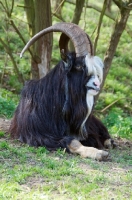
(85, 54), (104, 83)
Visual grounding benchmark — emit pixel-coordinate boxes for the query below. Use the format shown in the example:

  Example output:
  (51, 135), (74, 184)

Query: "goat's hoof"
(95, 150), (109, 161)
(104, 139), (117, 149)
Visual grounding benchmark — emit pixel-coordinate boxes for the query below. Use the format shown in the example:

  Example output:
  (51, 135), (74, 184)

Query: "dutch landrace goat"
(9, 23), (114, 161)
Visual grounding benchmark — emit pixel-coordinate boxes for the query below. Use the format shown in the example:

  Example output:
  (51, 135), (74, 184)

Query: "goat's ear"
(60, 49), (67, 62)
(60, 49), (73, 62)
(60, 49), (73, 71)
(75, 65), (83, 71)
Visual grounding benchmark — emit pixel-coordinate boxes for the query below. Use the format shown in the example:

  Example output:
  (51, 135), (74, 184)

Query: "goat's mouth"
(86, 86), (100, 92)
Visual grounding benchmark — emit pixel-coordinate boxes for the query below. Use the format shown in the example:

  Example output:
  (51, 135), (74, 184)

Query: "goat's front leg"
(68, 139), (109, 161)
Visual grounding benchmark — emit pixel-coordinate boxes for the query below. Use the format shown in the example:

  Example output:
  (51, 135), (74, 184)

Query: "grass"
(0, 133), (132, 200)
(0, 89), (18, 118)
(101, 110), (132, 140)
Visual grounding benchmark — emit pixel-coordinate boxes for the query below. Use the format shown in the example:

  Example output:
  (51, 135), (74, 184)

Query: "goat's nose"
(93, 81), (100, 87)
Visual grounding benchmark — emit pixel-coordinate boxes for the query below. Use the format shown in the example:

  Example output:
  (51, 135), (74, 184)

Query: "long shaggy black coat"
(9, 53), (111, 151)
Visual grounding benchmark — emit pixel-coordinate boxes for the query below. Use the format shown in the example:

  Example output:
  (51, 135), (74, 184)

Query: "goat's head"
(20, 22), (104, 96)
(59, 31), (103, 96)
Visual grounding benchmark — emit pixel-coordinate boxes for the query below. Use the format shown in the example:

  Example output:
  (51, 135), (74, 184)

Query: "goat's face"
(85, 54), (104, 96)
(61, 52), (104, 97)
(86, 75), (100, 96)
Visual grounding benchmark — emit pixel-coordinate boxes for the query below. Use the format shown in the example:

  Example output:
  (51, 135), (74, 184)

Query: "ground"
(0, 117), (11, 133)
(0, 117), (132, 200)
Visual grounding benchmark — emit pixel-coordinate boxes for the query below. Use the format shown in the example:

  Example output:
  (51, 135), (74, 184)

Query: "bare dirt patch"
(114, 137), (132, 150)
(0, 117), (11, 132)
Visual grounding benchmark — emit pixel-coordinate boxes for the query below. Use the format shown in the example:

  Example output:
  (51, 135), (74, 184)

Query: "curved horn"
(20, 22), (93, 58)
(59, 32), (94, 56)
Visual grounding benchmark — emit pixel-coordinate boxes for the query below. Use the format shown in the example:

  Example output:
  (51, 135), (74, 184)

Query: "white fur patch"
(85, 54), (104, 83)
(80, 92), (94, 138)
(84, 92), (94, 121)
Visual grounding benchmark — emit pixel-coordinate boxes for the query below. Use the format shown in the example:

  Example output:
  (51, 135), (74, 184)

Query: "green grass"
(101, 110), (132, 140)
(0, 89), (19, 118)
(0, 134), (132, 200)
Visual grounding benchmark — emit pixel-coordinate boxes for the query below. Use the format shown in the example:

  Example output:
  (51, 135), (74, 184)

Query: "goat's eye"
(76, 66), (82, 71)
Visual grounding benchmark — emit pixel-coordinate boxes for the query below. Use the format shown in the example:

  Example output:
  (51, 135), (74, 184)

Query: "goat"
(9, 23), (114, 161)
